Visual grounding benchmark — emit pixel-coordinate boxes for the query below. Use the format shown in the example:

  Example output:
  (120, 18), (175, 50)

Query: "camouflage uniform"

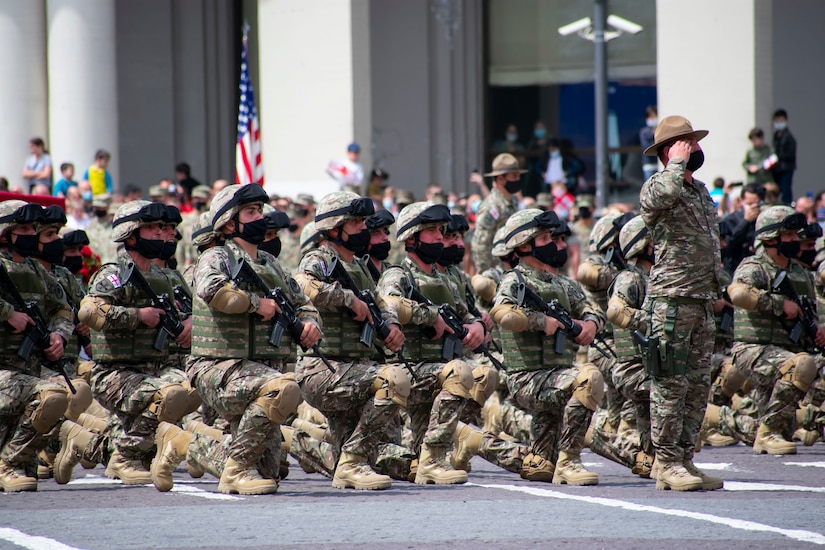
(639, 140), (721, 488)
(471, 188), (518, 274)
(86, 216), (118, 265)
(278, 228), (303, 275)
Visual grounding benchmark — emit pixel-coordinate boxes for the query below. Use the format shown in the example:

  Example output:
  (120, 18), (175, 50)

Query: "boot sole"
(414, 475), (467, 485)
(655, 480), (703, 491)
(753, 445), (797, 455)
(551, 475), (598, 486)
(0, 482), (37, 492)
(104, 466), (151, 485)
(331, 478), (391, 490)
(217, 482), (278, 495)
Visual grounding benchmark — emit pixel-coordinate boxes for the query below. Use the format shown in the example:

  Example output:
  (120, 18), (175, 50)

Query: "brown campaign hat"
(484, 153), (528, 177)
(643, 115), (709, 156)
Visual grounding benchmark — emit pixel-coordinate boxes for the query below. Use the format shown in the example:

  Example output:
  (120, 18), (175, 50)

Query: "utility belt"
(636, 296), (708, 377)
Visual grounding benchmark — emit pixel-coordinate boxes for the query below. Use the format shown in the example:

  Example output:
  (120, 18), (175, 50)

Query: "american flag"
(235, 33), (263, 185)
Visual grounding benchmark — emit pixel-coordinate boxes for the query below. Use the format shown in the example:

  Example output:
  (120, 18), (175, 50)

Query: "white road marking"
(0, 527), (84, 550)
(170, 485), (243, 501)
(724, 481), (825, 493)
(68, 474), (235, 500)
(470, 483), (825, 546)
(693, 462), (733, 471)
(784, 461), (825, 468)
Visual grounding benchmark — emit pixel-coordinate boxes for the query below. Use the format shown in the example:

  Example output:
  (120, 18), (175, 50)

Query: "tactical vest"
(51, 265), (83, 362)
(734, 262), (811, 350)
(0, 258), (49, 368)
(191, 256), (295, 360)
(581, 256), (615, 336)
(92, 264), (172, 363)
(611, 271), (646, 363)
(315, 257), (376, 360)
(500, 274), (574, 372)
(404, 271), (457, 362)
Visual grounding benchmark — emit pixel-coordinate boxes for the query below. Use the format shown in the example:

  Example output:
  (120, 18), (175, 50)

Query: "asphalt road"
(2, 442), (824, 550)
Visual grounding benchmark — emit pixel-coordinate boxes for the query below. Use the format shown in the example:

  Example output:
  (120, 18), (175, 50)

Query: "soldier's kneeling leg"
(148, 384), (190, 424)
(572, 363), (605, 411)
(373, 365), (410, 407)
(781, 353), (818, 393)
(255, 374), (302, 424)
(65, 380), (93, 421)
(30, 389), (69, 433)
(718, 360), (747, 398)
(470, 365), (499, 407)
(438, 360), (474, 399)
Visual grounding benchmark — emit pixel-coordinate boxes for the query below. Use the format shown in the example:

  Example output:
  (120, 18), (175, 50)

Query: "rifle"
(771, 270), (825, 354)
(405, 283), (505, 370)
(173, 284), (193, 316)
(719, 287), (734, 334)
(228, 255), (335, 373)
(327, 257), (418, 380)
(122, 262), (184, 352)
(515, 281), (616, 360)
(464, 284), (502, 354)
(0, 262), (76, 393)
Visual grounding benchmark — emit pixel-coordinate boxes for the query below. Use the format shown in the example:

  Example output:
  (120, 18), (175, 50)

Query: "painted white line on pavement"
(170, 485), (243, 501)
(469, 483), (825, 546)
(784, 461), (825, 468)
(0, 527), (84, 550)
(724, 481), (825, 493)
(67, 473), (235, 499)
(693, 462), (733, 471)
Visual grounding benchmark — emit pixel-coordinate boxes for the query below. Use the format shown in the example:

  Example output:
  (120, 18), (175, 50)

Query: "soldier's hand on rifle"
(815, 326), (825, 347)
(176, 316), (193, 347)
(137, 307), (165, 328)
(257, 298), (281, 321)
(431, 315), (453, 340)
(543, 315), (563, 336)
(573, 320), (598, 346)
(44, 332), (65, 362)
(76, 321), (91, 338)
(712, 297), (732, 314)
(299, 322), (322, 349)
(350, 297), (373, 324)
(481, 311), (494, 332)
(382, 324), (405, 352)
(462, 322), (485, 351)
(7, 311), (34, 334)
(783, 299), (802, 320)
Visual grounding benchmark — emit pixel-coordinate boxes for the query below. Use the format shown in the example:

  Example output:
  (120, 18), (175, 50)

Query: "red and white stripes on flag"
(235, 33), (263, 185)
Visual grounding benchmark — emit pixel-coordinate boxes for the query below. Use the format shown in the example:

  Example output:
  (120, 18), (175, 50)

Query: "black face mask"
(295, 208), (309, 219)
(437, 245), (465, 267)
(192, 201), (207, 212)
(235, 218), (267, 245)
(637, 251), (656, 264)
(578, 207), (592, 220)
(409, 240), (444, 265)
(260, 237), (282, 258)
(504, 179), (523, 194)
(130, 236), (166, 259)
(10, 234), (39, 258)
(686, 150), (705, 172)
(166, 257), (178, 270)
(63, 255), (83, 275)
(340, 228), (371, 255)
(533, 242), (567, 268)
(160, 241), (178, 261)
(798, 249), (816, 267)
(778, 240), (801, 259)
(93, 210), (108, 219)
(369, 240), (391, 261)
(39, 238), (65, 265)
(502, 253), (520, 268)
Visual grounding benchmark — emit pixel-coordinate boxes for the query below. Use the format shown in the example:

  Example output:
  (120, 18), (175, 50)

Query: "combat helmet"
(590, 211), (636, 253)
(366, 209), (395, 232)
(111, 200), (167, 242)
(395, 202), (452, 242)
(210, 184), (269, 231)
(619, 215), (650, 260)
(503, 209), (560, 250)
(754, 205), (805, 241)
(37, 205), (67, 232)
(491, 225), (512, 258)
(263, 204), (291, 230)
(300, 221), (323, 254)
(191, 211), (218, 248)
(314, 191), (375, 232)
(0, 201), (44, 238)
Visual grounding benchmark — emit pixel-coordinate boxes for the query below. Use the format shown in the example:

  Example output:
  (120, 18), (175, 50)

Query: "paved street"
(1, 443), (824, 549)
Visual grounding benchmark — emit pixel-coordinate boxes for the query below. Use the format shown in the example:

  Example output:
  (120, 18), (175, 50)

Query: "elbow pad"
(471, 274), (497, 302)
(380, 296), (415, 325)
(490, 303), (528, 332)
(209, 283), (250, 314)
(606, 296), (634, 329)
(727, 282), (759, 310)
(78, 296), (109, 332)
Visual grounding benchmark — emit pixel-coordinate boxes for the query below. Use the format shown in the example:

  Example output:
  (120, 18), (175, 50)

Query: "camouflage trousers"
(731, 343), (809, 431)
(407, 361), (467, 452)
(296, 357), (400, 459)
(588, 336), (623, 429)
(588, 426), (642, 470)
(0, 370), (65, 470)
(716, 403), (758, 446)
(460, 397), (528, 473)
(506, 367), (592, 461)
(612, 359), (652, 455)
(186, 357), (286, 470)
(647, 298), (714, 464)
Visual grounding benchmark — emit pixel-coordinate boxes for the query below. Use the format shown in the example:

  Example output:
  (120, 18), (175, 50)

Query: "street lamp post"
(594, 0), (609, 212)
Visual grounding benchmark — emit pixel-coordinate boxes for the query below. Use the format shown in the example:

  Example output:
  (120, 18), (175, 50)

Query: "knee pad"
(470, 365), (499, 406)
(373, 365), (411, 407)
(572, 363), (605, 411)
(718, 360), (747, 398)
(66, 379), (93, 421)
(76, 361), (94, 383)
(438, 360), (474, 399)
(576, 262), (604, 289)
(149, 384), (189, 423)
(255, 373), (302, 424)
(29, 389), (68, 433)
(780, 353), (818, 392)
(179, 379), (203, 416)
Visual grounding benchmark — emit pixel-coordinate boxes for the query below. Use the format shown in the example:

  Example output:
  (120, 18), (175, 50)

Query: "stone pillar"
(47, 0), (119, 190)
(0, 0), (48, 190)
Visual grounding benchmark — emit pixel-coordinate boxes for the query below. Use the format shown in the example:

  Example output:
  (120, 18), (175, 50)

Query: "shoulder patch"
(490, 208), (500, 220)
(108, 273), (122, 288)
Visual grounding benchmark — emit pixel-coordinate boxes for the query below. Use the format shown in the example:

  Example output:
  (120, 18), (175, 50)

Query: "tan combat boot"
(332, 452), (391, 490)
(683, 458), (723, 490)
(151, 422), (193, 492)
(105, 450), (152, 485)
(655, 461), (703, 491)
(631, 451), (654, 478)
(291, 418), (329, 442)
(450, 422), (482, 472)
(793, 408), (820, 447)
(552, 451), (599, 486)
(406, 459), (418, 483)
(481, 392), (502, 435)
(218, 458), (278, 495)
(520, 453), (555, 482)
(55, 420), (96, 484)
(700, 404), (736, 447)
(76, 412), (108, 434)
(0, 461), (37, 492)
(37, 450), (55, 479)
(753, 423), (796, 455)
(415, 444), (468, 485)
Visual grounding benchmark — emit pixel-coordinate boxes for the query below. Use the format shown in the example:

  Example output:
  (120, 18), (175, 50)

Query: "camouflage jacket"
(472, 188), (518, 273)
(85, 218), (118, 265)
(640, 158), (721, 299)
(609, 262), (649, 332)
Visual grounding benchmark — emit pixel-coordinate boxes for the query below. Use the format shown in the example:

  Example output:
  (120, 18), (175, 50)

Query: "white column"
(47, 0), (119, 191)
(0, 0), (47, 190)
